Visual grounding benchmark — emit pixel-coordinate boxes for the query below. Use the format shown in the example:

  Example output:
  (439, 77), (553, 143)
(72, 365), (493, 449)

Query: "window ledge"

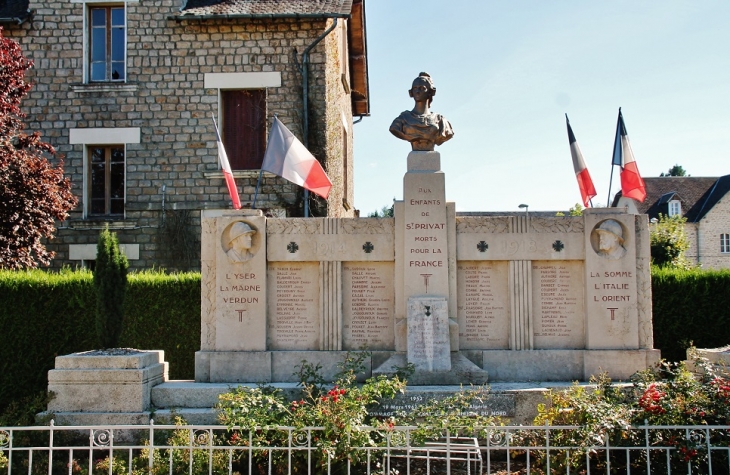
(65, 219), (136, 230)
(204, 170), (277, 179)
(71, 83), (139, 93)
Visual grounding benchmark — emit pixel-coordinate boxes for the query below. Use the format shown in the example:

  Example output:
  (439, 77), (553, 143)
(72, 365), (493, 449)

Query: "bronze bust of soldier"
(389, 72), (454, 151)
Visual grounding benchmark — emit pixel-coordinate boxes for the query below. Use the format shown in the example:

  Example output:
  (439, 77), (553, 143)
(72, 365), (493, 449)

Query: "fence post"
(48, 420), (54, 475)
(149, 419), (155, 474)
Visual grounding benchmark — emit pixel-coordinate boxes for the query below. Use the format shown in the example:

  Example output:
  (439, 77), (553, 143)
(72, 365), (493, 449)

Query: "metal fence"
(1, 421), (729, 474)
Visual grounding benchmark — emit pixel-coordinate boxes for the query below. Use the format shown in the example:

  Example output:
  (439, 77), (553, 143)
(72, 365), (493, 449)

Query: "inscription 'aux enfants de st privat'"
(407, 188), (446, 268)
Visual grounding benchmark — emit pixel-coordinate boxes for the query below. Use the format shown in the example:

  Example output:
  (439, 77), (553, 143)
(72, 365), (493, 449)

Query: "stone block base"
(195, 350), (377, 383)
(47, 350), (168, 413)
(479, 349), (660, 381)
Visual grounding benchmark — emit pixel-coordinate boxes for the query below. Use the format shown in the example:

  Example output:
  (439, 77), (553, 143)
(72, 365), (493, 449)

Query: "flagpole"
(253, 114), (278, 209)
(252, 169), (264, 209)
(607, 165), (615, 207)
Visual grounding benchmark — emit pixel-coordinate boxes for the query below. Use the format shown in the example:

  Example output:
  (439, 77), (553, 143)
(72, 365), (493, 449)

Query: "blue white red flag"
(611, 108), (646, 202)
(566, 114), (597, 207)
(212, 115), (241, 210)
(262, 117), (332, 199)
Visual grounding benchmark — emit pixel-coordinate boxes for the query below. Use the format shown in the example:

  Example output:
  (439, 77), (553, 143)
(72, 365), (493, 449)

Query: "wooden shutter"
(222, 89), (266, 170)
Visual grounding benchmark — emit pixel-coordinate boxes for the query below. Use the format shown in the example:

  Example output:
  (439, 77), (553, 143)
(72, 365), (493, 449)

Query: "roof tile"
(616, 176), (730, 222)
(179, 0), (353, 18)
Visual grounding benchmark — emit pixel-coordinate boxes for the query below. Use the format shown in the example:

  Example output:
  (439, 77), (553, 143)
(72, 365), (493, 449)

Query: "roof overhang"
(347, 0), (369, 117)
(168, 12), (350, 21)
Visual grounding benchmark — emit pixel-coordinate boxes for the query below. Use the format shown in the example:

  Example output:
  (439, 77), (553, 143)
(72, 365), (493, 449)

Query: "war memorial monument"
(47, 73), (659, 424)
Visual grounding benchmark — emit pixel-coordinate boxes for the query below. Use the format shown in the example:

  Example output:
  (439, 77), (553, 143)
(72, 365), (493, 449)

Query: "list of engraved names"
(268, 263), (318, 350)
(533, 262), (584, 348)
(343, 263), (394, 350)
(457, 262), (509, 349)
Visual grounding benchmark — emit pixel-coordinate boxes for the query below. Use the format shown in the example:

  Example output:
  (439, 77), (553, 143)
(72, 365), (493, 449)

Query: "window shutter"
(222, 89), (266, 170)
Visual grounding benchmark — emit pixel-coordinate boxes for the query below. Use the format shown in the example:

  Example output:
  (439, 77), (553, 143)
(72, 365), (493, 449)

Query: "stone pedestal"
(47, 350), (167, 414)
(402, 152), (450, 300)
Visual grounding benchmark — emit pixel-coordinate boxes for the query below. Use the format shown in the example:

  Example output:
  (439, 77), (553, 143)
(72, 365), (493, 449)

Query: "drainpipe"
(696, 221), (701, 266)
(299, 18), (338, 217)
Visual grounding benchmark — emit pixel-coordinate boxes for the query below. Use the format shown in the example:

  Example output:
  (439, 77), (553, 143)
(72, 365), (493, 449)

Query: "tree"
(368, 198), (395, 218)
(660, 164), (688, 177)
(650, 213), (691, 268)
(94, 226), (128, 348)
(0, 28), (76, 269)
(555, 203), (584, 217)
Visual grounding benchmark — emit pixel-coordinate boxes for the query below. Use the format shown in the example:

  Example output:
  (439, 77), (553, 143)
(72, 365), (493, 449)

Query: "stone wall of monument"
(197, 205), (658, 383)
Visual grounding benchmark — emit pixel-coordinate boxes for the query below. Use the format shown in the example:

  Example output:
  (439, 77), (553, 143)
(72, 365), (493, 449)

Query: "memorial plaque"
(267, 262), (320, 350)
(532, 261), (585, 349)
(407, 297), (450, 371)
(343, 262), (395, 350)
(369, 392), (515, 418)
(457, 261), (509, 349)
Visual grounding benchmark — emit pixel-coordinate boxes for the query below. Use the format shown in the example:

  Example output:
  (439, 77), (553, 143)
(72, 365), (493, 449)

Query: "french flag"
(261, 117), (332, 199)
(212, 115), (241, 210)
(612, 108), (646, 202)
(565, 114), (597, 207)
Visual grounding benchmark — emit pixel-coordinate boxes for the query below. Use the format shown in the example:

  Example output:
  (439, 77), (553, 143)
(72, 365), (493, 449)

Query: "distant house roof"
(175, 0), (353, 19)
(613, 175), (730, 222)
(0, 0), (32, 24)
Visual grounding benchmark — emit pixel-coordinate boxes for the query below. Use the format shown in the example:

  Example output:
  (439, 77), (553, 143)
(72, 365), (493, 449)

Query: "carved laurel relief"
(201, 261), (216, 347)
(340, 218), (395, 235)
(456, 217), (510, 233)
(530, 217), (584, 233)
(266, 218), (321, 235)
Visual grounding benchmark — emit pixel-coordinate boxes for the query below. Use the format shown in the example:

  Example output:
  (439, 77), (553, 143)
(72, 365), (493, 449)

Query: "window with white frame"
(721, 234), (730, 254)
(668, 200), (681, 217)
(69, 127), (140, 218)
(89, 5), (125, 81)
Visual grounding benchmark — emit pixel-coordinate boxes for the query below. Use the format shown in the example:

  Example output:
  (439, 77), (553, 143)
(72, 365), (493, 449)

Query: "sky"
(351, 1), (730, 215)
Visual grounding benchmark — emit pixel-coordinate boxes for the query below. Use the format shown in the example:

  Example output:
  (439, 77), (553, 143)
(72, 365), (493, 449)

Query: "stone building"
(2, 0), (369, 270)
(615, 175), (730, 269)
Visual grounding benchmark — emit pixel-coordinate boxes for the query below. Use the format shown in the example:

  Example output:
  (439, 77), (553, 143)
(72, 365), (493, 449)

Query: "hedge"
(2, 266), (730, 416)
(0, 269), (200, 414)
(651, 266), (730, 362)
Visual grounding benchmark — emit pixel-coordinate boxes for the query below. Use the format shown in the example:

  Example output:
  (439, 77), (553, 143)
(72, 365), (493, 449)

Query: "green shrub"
(0, 268), (200, 417)
(94, 226), (129, 348)
(651, 266), (730, 361)
(523, 356), (730, 473)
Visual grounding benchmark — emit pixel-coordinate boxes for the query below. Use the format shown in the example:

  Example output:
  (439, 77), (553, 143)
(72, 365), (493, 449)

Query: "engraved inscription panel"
(532, 261), (585, 349)
(267, 262), (319, 350)
(343, 262), (395, 350)
(457, 261), (509, 349)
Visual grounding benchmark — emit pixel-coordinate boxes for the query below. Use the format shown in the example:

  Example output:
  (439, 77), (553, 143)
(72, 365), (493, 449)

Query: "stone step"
(149, 380), (601, 426)
(151, 381), (301, 409)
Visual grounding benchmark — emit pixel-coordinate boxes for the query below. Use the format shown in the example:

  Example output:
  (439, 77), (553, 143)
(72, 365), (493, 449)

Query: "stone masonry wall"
(696, 193), (730, 269)
(5, 1), (352, 270)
